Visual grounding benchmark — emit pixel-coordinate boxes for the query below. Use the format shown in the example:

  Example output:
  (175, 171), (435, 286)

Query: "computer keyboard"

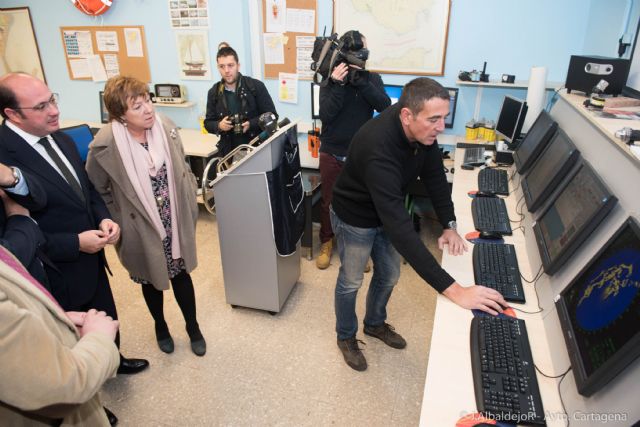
(463, 147), (487, 166)
(470, 316), (546, 425)
(471, 197), (513, 235)
(473, 243), (525, 303)
(478, 169), (509, 196)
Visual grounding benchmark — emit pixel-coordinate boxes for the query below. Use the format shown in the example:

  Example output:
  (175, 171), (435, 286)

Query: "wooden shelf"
(456, 79), (562, 90)
(153, 101), (195, 108)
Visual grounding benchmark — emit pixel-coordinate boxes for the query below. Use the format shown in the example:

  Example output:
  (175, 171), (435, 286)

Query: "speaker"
(565, 55), (630, 96)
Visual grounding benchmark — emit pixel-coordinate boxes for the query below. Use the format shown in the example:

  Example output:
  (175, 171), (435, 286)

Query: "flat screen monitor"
(556, 217), (640, 397)
(374, 85), (458, 128)
(311, 83), (320, 120)
(623, 14), (640, 98)
(495, 95), (528, 145)
(513, 110), (558, 174)
(533, 160), (617, 275)
(522, 128), (581, 213)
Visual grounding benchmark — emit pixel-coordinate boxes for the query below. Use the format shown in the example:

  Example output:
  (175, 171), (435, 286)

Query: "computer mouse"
(479, 231), (503, 240)
(472, 423), (496, 427)
(461, 164), (475, 171)
(474, 191), (497, 198)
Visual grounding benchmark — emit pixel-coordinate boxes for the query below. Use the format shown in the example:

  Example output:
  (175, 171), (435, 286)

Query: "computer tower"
(565, 55), (630, 96)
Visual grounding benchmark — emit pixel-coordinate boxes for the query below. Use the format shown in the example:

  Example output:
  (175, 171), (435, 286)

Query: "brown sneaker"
(337, 337), (367, 371)
(364, 323), (407, 349)
(316, 240), (333, 269)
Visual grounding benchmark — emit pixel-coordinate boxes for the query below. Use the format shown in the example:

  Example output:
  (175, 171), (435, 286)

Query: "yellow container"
(199, 116), (208, 134)
(484, 127), (496, 142)
(465, 122), (478, 140)
(477, 125), (485, 140)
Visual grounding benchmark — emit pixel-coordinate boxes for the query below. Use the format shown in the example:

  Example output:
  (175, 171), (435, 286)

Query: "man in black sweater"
(331, 78), (507, 371)
(316, 30), (390, 270)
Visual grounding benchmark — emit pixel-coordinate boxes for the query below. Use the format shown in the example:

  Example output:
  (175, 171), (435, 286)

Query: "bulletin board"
(59, 25), (151, 82)
(262, 0), (317, 80)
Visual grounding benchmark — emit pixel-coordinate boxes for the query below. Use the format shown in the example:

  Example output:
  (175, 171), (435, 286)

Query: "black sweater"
(332, 103), (456, 292)
(319, 71), (390, 157)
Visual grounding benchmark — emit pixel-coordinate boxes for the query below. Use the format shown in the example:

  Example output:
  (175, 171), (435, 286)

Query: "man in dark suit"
(0, 72), (148, 380)
(0, 162), (49, 286)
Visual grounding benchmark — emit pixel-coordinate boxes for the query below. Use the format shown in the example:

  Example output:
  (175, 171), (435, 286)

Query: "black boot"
(104, 407), (118, 426)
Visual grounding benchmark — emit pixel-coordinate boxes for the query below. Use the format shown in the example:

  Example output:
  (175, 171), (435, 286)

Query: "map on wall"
(334, 0), (451, 75)
(0, 7), (46, 81)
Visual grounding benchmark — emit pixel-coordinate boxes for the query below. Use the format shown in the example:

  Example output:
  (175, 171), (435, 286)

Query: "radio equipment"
(153, 84), (187, 104)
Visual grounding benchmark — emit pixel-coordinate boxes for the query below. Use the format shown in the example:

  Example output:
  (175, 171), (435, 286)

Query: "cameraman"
(316, 30), (391, 270)
(204, 45), (277, 157)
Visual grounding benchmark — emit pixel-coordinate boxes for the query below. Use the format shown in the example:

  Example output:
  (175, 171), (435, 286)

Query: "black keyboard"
(471, 316), (546, 425)
(471, 197), (512, 235)
(478, 169), (509, 196)
(463, 147), (486, 165)
(473, 243), (525, 303)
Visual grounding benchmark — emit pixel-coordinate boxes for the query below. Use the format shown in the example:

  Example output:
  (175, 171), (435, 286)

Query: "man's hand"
(0, 189), (29, 217)
(218, 116), (233, 132)
(330, 62), (349, 83)
(0, 163), (17, 187)
(438, 229), (468, 256)
(66, 311), (87, 327)
(241, 121), (250, 134)
(443, 282), (508, 316)
(99, 219), (120, 245)
(78, 230), (109, 254)
(77, 308), (119, 340)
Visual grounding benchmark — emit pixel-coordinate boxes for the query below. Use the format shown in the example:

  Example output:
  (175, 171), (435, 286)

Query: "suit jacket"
(86, 115), (199, 290)
(0, 246), (119, 426)
(0, 169), (50, 286)
(0, 123), (112, 309)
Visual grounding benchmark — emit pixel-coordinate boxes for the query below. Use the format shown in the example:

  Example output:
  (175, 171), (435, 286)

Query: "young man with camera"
(204, 45), (277, 157)
(315, 30), (391, 270)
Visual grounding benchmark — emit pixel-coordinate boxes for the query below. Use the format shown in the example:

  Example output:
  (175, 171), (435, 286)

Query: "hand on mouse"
(443, 282), (508, 316)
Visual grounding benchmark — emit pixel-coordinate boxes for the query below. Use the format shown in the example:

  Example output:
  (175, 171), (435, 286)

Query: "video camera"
(310, 30), (369, 86)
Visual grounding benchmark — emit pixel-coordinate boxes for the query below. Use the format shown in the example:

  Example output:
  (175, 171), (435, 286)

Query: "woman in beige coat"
(86, 76), (205, 356)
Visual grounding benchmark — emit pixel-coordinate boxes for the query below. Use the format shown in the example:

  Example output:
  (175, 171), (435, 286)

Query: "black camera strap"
(312, 38), (340, 87)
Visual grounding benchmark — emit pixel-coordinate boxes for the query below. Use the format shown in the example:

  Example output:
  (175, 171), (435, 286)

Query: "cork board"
(60, 25), (151, 82)
(262, 0), (317, 80)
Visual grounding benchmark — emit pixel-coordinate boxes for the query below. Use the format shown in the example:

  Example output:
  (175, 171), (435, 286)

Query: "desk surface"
(59, 119), (218, 158)
(419, 149), (564, 426)
(558, 91), (640, 164)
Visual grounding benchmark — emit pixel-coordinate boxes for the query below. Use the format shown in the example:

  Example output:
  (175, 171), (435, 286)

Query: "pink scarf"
(111, 114), (181, 259)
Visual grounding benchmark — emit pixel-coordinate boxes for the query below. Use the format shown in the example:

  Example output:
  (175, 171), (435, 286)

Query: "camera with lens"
(311, 30), (369, 86)
(230, 113), (246, 135)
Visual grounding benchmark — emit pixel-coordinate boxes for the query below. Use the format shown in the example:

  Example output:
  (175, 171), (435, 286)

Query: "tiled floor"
(101, 205), (442, 426)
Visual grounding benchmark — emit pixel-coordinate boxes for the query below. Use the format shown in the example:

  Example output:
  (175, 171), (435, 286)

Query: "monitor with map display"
(556, 217), (640, 396)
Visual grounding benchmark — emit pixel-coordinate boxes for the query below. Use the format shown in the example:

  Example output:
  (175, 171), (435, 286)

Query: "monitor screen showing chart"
(556, 217), (640, 396)
(513, 110), (558, 174)
(533, 161), (617, 275)
(522, 128), (580, 213)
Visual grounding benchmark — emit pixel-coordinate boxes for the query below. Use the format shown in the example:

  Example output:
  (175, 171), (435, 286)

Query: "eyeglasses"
(14, 93), (60, 113)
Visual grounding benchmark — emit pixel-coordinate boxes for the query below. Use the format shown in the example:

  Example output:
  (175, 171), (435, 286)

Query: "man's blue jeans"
(331, 209), (401, 340)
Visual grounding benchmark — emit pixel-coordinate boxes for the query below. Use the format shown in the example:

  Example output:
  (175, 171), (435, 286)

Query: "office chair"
(59, 124), (94, 162)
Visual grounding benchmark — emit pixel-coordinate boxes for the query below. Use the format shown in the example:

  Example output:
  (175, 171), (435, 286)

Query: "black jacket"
(319, 71), (390, 157)
(204, 73), (277, 154)
(0, 170), (49, 287)
(332, 103), (456, 292)
(0, 123), (112, 309)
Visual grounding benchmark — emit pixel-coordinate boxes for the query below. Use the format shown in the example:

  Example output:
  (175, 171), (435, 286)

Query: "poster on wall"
(175, 30), (211, 80)
(169, 0), (209, 29)
(0, 7), (46, 81)
(334, 0), (451, 75)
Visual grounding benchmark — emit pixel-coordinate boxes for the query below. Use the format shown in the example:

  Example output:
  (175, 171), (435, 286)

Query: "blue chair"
(59, 124), (94, 162)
